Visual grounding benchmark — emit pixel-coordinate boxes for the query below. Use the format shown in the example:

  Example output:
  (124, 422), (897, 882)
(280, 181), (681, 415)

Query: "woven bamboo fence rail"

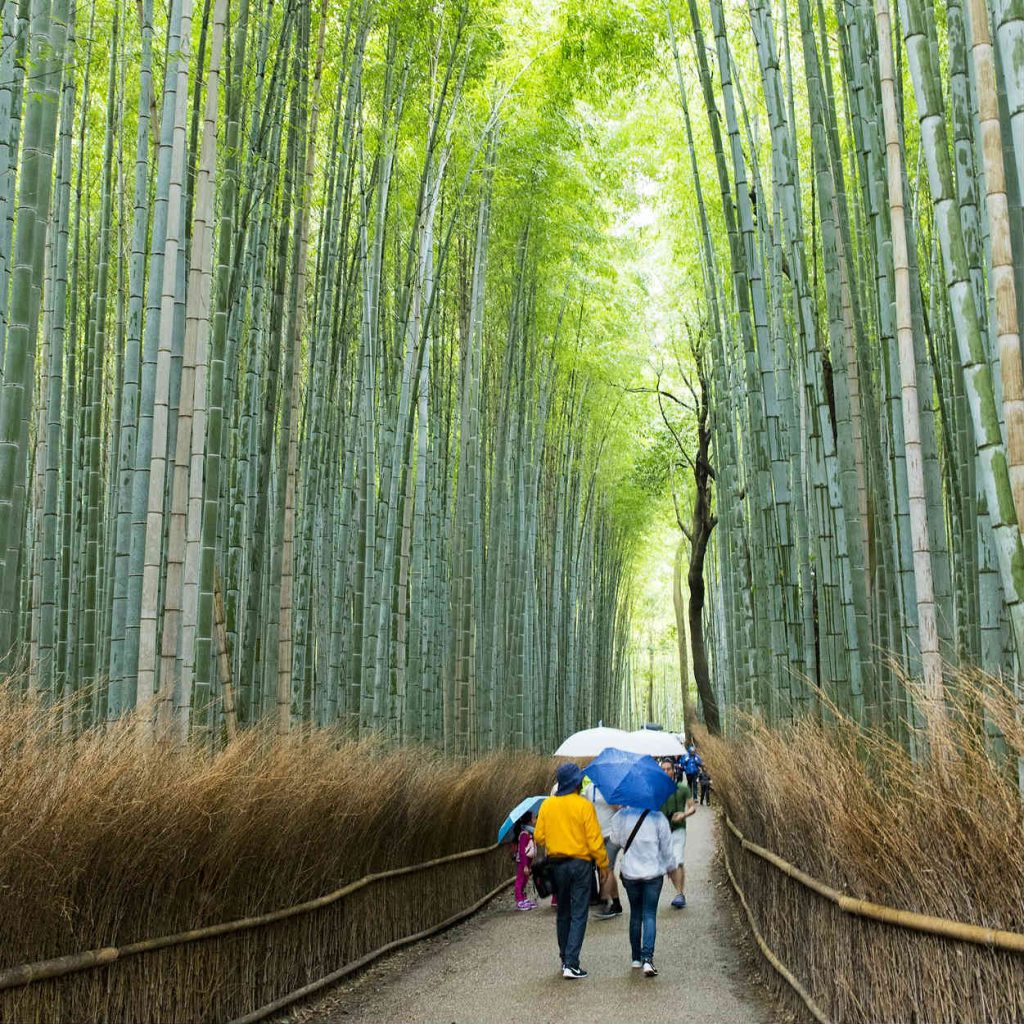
(0, 841), (510, 1023)
(0, 841), (502, 992)
(721, 834), (832, 1024)
(723, 814), (1024, 1023)
(227, 874), (513, 1024)
(725, 816), (1024, 953)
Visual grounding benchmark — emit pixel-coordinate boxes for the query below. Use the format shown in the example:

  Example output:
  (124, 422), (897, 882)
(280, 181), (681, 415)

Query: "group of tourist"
(512, 745), (705, 979)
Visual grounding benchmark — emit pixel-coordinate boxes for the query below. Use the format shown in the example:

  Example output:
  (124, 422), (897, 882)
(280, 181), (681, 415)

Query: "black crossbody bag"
(533, 810), (650, 899)
(531, 851), (555, 898)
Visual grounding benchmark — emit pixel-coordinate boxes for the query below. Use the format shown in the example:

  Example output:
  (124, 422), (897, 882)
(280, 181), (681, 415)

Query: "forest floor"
(288, 807), (785, 1024)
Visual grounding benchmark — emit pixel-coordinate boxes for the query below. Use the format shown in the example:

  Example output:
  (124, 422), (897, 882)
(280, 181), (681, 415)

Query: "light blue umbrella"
(497, 795), (547, 843)
(585, 747), (677, 811)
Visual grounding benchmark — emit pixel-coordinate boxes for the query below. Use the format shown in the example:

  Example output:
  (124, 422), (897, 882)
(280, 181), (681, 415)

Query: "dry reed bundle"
(702, 677), (1024, 1023)
(0, 692), (551, 1022)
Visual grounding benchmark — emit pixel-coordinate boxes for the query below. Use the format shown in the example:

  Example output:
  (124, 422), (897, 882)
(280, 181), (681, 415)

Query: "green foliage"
(560, 0), (660, 99)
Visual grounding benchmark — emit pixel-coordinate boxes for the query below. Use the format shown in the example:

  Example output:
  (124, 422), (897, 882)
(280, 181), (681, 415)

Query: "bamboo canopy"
(651, 0), (1024, 748)
(0, 0), (1022, 751)
(0, 0), (649, 752)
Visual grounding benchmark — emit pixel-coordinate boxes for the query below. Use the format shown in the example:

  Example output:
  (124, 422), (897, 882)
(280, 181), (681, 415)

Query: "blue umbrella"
(585, 747), (677, 811)
(497, 795), (548, 843)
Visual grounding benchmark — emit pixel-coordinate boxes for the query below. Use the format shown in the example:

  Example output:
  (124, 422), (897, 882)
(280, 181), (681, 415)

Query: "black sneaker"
(593, 901), (621, 919)
(642, 960), (658, 978)
(562, 965), (588, 979)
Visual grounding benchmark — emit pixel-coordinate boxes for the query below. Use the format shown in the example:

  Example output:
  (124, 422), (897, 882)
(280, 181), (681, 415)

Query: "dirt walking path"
(293, 807), (779, 1024)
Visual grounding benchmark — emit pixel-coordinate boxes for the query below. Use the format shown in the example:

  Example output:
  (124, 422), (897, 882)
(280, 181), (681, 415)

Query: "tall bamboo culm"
(0, 0), (634, 752)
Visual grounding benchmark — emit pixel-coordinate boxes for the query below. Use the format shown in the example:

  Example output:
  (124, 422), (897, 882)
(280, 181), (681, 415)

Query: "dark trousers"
(622, 875), (664, 962)
(550, 858), (592, 969)
(686, 774), (699, 800)
(700, 781), (711, 805)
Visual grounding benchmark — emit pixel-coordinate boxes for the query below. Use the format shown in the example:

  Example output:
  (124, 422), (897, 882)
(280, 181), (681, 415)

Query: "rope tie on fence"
(725, 816), (1024, 953)
(0, 842), (502, 991)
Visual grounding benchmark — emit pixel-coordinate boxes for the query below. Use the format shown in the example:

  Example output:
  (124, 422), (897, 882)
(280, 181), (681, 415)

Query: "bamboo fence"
(724, 814), (1024, 1022)
(725, 816), (1024, 952)
(722, 838), (832, 1024)
(0, 842), (512, 1023)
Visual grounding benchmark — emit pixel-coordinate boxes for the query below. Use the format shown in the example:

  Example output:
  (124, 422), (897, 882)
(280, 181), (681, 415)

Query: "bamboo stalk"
(214, 570), (236, 741)
(876, 0), (943, 718)
(968, 0), (1024, 535)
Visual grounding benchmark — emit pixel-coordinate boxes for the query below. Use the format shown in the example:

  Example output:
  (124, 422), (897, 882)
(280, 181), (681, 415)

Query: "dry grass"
(702, 677), (1024, 1023)
(0, 692), (551, 1022)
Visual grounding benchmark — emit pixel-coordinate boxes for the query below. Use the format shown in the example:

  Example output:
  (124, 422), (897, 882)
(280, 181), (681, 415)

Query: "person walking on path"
(659, 757), (696, 908)
(682, 745), (703, 803)
(513, 813), (538, 910)
(534, 763), (609, 979)
(698, 766), (712, 806)
(608, 804), (675, 977)
(582, 779), (623, 919)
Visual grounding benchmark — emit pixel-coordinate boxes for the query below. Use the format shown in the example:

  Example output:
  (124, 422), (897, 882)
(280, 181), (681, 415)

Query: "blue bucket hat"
(555, 762), (584, 796)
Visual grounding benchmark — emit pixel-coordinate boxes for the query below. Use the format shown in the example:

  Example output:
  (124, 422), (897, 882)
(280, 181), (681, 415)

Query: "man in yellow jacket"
(535, 763), (609, 979)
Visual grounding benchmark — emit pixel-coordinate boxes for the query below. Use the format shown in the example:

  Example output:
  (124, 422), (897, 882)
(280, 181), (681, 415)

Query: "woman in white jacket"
(607, 806), (675, 977)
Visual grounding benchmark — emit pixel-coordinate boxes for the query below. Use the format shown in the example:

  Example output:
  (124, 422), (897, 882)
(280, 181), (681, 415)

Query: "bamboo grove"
(658, 0), (1024, 750)
(0, 0), (638, 751)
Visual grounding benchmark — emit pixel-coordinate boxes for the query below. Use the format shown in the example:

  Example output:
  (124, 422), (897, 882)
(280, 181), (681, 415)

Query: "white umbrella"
(554, 726), (630, 757)
(615, 729), (686, 757)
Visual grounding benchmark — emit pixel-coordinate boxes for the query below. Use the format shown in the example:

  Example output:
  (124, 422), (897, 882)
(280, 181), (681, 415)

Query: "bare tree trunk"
(686, 358), (720, 734)
(659, 340), (721, 735)
(688, 495), (720, 735)
(673, 537), (693, 732)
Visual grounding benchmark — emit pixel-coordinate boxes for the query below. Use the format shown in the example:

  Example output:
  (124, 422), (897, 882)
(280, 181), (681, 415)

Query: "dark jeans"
(686, 774), (699, 800)
(550, 858), (592, 969)
(621, 875), (663, 963)
(700, 781), (711, 805)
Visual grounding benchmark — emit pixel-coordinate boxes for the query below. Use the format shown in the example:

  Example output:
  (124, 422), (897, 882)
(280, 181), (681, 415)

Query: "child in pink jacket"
(513, 813), (538, 910)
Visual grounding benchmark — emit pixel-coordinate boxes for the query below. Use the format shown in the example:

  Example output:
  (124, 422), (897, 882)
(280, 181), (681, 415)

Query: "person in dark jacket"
(697, 766), (712, 806)
(682, 745), (703, 802)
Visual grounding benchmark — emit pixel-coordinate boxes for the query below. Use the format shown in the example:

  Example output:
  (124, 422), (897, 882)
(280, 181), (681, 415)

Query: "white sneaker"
(631, 960), (642, 969)
(642, 960), (658, 977)
(562, 965), (588, 979)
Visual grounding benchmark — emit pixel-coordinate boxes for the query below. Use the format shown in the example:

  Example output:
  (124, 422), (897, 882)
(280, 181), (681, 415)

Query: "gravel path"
(292, 808), (780, 1024)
